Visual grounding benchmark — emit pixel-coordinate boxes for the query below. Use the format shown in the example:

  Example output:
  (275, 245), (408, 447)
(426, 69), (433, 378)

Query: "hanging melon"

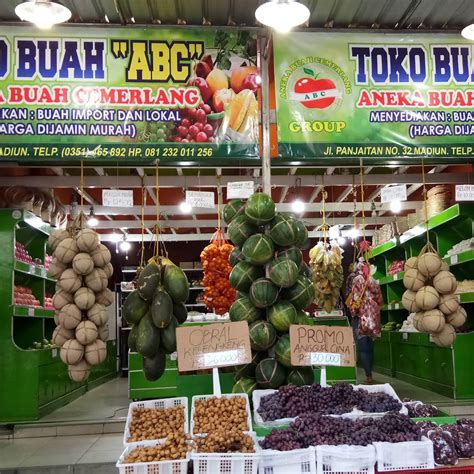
(244, 192), (276, 225)
(249, 278), (279, 308)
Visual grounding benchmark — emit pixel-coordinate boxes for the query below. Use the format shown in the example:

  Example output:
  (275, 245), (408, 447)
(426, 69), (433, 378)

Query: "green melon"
(287, 367), (314, 386)
(275, 334), (292, 368)
(123, 290), (149, 325)
(295, 309), (314, 325)
(162, 264), (189, 304)
(228, 214), (258, 247)
(268, 301), (297, 333)
(281, 276), (315, 310)
(269, 213), (297, 247)
(249, 320), (277, 351)
(229, 296), (262, 323)
(142, 350), (166, 381)
(249, 278), (279, 308)
(276, 247), (303, 270)
(256, 358), (286, 389)
(245, 192), (276, 225)
(269, 258), (299, 288)
(223, 199), (245, 224)
(151, 290), (173, 329)
(232, 377), (257, 396)
(128, 324), (139, 352)
(229, 261), (264, 292)
(136, 312), (161, 358)
(173, 302), (188, 324)
(160, 317), (177, 353)
(299, 262), (312, 279)
(293, 220), (309, 249)
(137, 263), (161, 301)
(235, 351), (266, 380)
(242, 233), (274, 265)
(229, 247), (245, 266)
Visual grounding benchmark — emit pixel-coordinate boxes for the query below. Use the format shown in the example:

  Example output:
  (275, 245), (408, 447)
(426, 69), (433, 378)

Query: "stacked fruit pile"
(200, 231), (236, 315)
(14, 285), (41, 307)
(124, 258), (190, 381)
(15, 242), (34, 264)
(309, 240), (343, 312)
(225, 193), (314, 394)
(48, 228), (114, 382)
(402, 251), (465, 347)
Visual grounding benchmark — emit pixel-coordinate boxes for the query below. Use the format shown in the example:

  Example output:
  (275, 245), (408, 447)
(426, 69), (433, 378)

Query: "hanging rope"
(139, 178), (146, 269)
(154, 160), (161, 258)
(352, 175), (358, 266)
(80, 159), (85, 212)
(216, 175), (222, 231)
(321, 174), (328, 243)
(421, 155), (430, 243)
(359, 158), (366, 242)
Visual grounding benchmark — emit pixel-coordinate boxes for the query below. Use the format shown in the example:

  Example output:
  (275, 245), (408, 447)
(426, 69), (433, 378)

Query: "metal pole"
(260, 34), (272, 194)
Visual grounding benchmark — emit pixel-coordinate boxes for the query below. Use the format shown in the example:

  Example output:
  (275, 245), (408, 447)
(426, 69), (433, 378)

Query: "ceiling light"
(110, 232), (122, 243)
(87, 206), (98, 227)
(348, 227), (360, 239)
(255, 0), (310, 33)
(180, 201), (192, 213)
(291, 199), (305, 214)
(15, 0), (72, 29)
(390, 200), (402, 213)
(337, 236), (346, 246)
(119, 240), (131, 252)
(461, 24), (474, 41)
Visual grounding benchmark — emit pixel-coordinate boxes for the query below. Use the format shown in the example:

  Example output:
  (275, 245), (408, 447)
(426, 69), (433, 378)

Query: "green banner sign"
(274, 32), (474, 161)
(0, 27), (259, 163)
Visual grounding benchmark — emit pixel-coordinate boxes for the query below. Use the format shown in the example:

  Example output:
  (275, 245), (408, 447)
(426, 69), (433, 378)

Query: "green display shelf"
(459, 292), (474, 304)
(13, 306), (55, 318)
(378, 271), (405, 286)
(14, 260), (55, 281)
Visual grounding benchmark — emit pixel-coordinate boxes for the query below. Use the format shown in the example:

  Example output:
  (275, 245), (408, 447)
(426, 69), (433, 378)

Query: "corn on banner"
(0, 27), (259, 163)
(273, 32), (474, 162)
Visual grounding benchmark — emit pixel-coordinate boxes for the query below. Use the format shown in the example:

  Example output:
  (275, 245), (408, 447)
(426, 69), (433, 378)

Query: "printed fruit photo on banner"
(200, 229), (236, 315)
(226, 192), (315, 394)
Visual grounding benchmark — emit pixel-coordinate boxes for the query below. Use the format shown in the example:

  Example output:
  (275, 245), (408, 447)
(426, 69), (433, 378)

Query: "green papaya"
(161, 317), (178, 353)
(136, 312), (160, 358)
(173, 302), (188, 324)
(123, 290), (149, 325)
(151, 290), (173, 329)
(137, 263), (161, 301)
(163, 264), (190, 303)
(142, 351), (166, 381)
(128, 324), (139, 352)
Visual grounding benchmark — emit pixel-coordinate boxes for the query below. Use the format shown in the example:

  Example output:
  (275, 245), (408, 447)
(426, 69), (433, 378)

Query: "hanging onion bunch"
(48, 214), (114, 382)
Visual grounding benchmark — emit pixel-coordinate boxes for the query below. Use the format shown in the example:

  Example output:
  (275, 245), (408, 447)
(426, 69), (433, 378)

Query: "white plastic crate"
(315, 444), (376, 474)
(116, 439), (190, 474)
(259, 446), (317, 474)
(191, 393), (252, 435)
(191, 451), (260, 474)
(373, 437), (434, 471)
(123, 397), (189, 446)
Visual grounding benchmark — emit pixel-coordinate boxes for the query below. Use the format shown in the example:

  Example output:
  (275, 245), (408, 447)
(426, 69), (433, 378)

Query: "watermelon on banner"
(123, 290), (149, 325)
(249, 278), (279, 308)
(275, 334), (292, 368)
(269, 213), (297, 247)
(269, 258), (299, 288)
(268, 301), (297, 332)
(235, 351), (266, 379)
(256, 358), (286, 389)
(229, 296), (262, 323)
(229, 247), (245, 266)
(229, 261), (264, 292)
(223, 199), (245, 224)
(228, 214), (258, 247)
(242, 233), (274, 265)
(232, 377), (257, 396)
(249, 320), (277, 351)
(287, 367), (314, 386)
(245, 192), (276, 225)
(276, 247), (303, 270)
(293, 220), (309, 249)
(281, 276), (315, 310)
(137, 263), (161, 301)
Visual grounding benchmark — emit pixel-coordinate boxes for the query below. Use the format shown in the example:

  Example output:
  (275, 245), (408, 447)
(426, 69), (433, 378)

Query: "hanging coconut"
(404, 257), (418, 271)
(84, 339), (107, 365)
(48, 229), (70, 251)
(54, 311), (60, 325)
(90, 244), (112, 268)
(74, 287), (96, 310)
(87, 303), (108, 326)
(433, 271), (458, 295)
(403, 268), (426, 292)
(412, 312), (423, 331)
(55, 238), (79, 264)
(52, 325), (75, 347)
(85, 268), (108, 292)
(76, 228), (100, 253)
(48, 258), (67, 279)
(103, 262), (114, 279)
(440, 261), (450, 272)
(68, 359), (91, 382)
(415, 286), (440, 311)
(58, 268), (82, 293)
(438, 293), (460, 315)
(72, 252), (94, 276)
(59, 303), (82, 330)
(60, 339), (84, 365)
(431, 324), (456, 347)
(402, 290), (420, 313)
(95, 288), (114, 307)
(418, 309), (445, 333)
(417, 252), (442, 278)
(97, 324), (109, 341)
(75, 320), (98, 345)
(53, 289), (74, 310)
(446, 307), (467, 328)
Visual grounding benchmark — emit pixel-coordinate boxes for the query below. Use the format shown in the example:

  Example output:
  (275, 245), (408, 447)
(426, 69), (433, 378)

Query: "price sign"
(29, 265), (35, 275)
(451, 255), (458, 265)
(290, 325), (355, 367)
(381, 184), (407, 203)
(102, 190), (134, 207)
(185, 190), (215, 209)
(455, 185), (474, 201)
(176, 321), (251, 372)
(52, 348), (58, 358)
(227, 181), (255, 199)
(41, 268), (47, 278)
(28, 307), (34, 316)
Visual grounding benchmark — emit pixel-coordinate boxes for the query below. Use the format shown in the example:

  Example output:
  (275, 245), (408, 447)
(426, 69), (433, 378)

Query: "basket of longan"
(123, 398), (188, 446)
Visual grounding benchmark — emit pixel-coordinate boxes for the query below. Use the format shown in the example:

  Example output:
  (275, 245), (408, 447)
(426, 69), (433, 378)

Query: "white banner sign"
(102, 190), (133, 207)
(227, 181), (255, 199)
(186, 190), (215, 209)
(381, 184), (407, 203)
(455, 185), (474, 201)
(310, 352), (342, 366)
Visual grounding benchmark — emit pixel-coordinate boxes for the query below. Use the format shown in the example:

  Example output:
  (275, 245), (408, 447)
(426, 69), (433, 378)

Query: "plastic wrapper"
(442, 424), (474, 458)
(427, 429), (458, 466)
(404, 401), (438, 418)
